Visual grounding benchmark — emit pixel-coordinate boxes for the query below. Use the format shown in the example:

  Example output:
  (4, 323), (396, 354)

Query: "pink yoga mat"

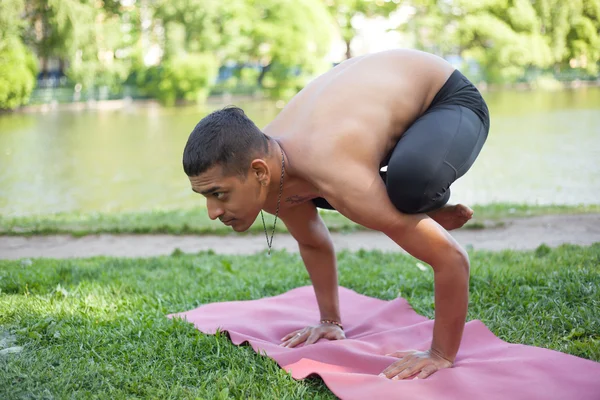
(167, 286), (600, 400)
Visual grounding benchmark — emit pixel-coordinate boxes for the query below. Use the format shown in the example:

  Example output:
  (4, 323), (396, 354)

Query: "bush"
(0, 39), (38, 110)
(133, 53), (218, 106)
(68, 58), (131, 97)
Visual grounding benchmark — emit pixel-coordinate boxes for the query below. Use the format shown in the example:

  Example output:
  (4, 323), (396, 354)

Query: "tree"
(145, 0), (249, 104)
(0, 40), (39, 110)
(19, 0), (135, 93)
(21, 0), (96, 78)
(0, 0), (25, 45)
(457, 0), (554, 83)
(67, 4), (135, 93)
(149, 0), (335, 102)
(0, 0), (38, 109)
(402, 0), (600, 83)
(324, 0), (399, 59)
(152, 0), (252, 60)
(562, 0), (600, 74)
(243, 0), (334, 97)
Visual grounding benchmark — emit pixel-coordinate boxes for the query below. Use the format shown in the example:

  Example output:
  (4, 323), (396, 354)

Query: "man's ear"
(250, 159), (270, 186)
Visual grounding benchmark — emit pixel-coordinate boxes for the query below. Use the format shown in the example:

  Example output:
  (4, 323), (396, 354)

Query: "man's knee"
(387, 184), (450, 214)
(387, 187), (430, 214)
(385, 169), (429, 213)
(385, 159), (450, 214)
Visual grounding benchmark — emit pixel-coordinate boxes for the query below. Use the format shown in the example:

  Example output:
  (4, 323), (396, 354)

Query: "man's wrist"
(429, 347), (455, 365)
(320, 319), (343, 330)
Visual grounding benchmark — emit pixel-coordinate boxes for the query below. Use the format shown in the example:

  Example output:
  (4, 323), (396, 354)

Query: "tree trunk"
(345, 39), (352, 59)
(257, 63), (272, 87)
(42, 57), (48, 79)
(59, 58), (65, 78)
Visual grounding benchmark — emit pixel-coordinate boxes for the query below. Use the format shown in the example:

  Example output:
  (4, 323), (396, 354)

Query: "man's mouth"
(221, 218), (235, 226)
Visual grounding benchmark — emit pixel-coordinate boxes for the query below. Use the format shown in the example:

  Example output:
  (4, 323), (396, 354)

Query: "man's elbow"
(298, 235), (334, 253)
(447, 245), (470, 276)
(428, 241), (470, 276)
(297, 225), (335, 253)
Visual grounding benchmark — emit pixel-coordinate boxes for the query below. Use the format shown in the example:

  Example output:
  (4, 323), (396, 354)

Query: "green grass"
(1, 203), (598, 237)
(1, 244), (599, 399)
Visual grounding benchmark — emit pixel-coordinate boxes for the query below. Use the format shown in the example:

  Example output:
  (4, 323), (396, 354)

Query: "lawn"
(1, 244), (599, 399)
(1, 203), (599, 237)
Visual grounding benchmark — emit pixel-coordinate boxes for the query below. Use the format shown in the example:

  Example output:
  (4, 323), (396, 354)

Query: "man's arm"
(280, 201), (341, 324)
(324, 168), (469, 363)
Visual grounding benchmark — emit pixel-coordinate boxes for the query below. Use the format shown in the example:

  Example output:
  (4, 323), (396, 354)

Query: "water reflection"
(1, 88), (599, 216)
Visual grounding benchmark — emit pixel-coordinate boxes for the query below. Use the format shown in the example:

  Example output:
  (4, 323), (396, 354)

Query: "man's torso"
(262, 49), (455, 216)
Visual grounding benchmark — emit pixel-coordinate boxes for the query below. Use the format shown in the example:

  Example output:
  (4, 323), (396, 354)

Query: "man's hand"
(379, 349), (453, 380)
(280, 323), (345, 348)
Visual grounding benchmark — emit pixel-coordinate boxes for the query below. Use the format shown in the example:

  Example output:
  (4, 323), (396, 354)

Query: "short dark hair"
(183, 106), (270, 177)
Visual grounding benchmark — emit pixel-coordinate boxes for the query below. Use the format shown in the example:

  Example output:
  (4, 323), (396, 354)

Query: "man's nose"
(206, 199), (225, 220)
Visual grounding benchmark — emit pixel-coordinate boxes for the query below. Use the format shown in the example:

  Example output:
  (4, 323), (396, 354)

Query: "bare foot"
(427, 204), (474, 231)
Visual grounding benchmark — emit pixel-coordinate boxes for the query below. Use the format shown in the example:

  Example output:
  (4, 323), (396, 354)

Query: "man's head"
(183, 106), (274, 232)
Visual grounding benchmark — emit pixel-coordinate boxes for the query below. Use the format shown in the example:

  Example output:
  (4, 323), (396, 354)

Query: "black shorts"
(313, 69), (490, 214)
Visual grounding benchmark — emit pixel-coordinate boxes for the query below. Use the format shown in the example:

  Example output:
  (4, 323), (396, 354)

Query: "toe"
(458, 205), (473, 218)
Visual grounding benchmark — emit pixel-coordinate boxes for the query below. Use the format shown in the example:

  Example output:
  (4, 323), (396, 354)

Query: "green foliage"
(405, 0), (600, 83)
(1, 203), (599, 237)
(324, 0), (399, 58)
(153, 0), (252, 58)
(4, 0), (599, 105)
(0, 0), (25, 44)
(459, 12), (553, 83)
(18, 0), (137, 94)
(137, 53), (218, 106)
(0, 39), (38, 110)
(246, 0), (334, 98)
(0, 0), (38, 110)
(67, 11), (135, 93)
(22, 0), (96, 61)
(0, 245), (598, 397)
(566, 10), (600, 74)
(150, 0), (333, 100)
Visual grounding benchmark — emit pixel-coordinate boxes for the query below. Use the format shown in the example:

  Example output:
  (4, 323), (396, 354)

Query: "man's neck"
(265, 138), (286, 203)
(267, 138), (322, 208)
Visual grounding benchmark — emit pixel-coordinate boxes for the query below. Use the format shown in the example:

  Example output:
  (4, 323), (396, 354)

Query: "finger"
(281, 336), (301, 347)
(380, 357), (412, 377)
(335, 331), (346, 340)
(281, 330), (302, 342)
(283, 332), (307, 348)
(416, 365), (438, 380)
(393, 360), (426, 380)
(379, 356), (414, 378)
(304, 331), (320, 346)
(386, 350), (414, 358)
(280, 335), (298, 347)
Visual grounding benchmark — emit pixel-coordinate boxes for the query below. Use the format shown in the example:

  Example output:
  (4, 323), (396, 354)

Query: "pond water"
(1, 87), (599, 216)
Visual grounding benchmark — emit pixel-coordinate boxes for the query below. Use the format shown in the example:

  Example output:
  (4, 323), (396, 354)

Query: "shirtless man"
(182, 49), (490, 380)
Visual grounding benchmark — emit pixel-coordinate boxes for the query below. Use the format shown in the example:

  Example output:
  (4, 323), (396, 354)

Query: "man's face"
(189, 165), (265, 232)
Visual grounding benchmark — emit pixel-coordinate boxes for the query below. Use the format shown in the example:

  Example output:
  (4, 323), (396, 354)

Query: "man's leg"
(384, 105), (488, 229)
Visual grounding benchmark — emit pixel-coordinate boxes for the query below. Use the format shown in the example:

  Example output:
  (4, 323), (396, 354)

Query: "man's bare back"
(262, 49), (466, 229)
(266, 50), (454, 171)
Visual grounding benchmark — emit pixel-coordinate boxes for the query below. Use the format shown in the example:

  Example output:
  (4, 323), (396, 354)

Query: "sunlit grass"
(1, 203), (598, 237)
(1, 243), (599, 398)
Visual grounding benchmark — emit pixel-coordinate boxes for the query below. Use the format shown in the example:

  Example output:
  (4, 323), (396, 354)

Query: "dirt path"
(1, 214), (599, 260)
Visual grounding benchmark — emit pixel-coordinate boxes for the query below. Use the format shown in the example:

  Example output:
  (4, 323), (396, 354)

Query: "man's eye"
(213, 192), (225, 199)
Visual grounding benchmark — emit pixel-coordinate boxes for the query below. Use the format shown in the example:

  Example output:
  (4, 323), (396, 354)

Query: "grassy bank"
(1, 244), (599, 398)
(1, 203), (599, 237)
